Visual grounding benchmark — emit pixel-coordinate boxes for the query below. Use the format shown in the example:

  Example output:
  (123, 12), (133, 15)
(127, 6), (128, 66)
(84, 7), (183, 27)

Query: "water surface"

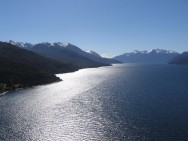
(0, 64), (188, 141)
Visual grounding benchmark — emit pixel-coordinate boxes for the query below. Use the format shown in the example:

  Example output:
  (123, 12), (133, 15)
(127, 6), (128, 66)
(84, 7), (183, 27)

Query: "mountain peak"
(85, 50), (101, 58)
(8, 40), (70, 48)
(123, 49), (178, 55)
(36, 42), (69, 48)
(40, 42), (53, 46)
(114, 49), (179, 64)
(54, 42), (69, 47)
(169, 51), (188, 64)
(8, 40), (34, 48)
(147, 49), (178, 54)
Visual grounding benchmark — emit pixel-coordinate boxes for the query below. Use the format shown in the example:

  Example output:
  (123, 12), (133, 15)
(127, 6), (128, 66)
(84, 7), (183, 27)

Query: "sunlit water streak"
(0, 64), (188, 141)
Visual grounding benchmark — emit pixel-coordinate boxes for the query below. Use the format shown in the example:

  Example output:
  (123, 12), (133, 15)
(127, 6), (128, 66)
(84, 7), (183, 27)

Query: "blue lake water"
(0, 64), (188, 141)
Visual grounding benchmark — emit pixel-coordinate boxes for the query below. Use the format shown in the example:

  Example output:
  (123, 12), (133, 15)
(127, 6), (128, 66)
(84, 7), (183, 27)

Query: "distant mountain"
(114, 49), (179, 64)
(30, 43), (108, 68)
(0, 42), (79, 92)
(9, 40), (34, 49)
(169, 52), (188, 64)
(86, 50), (101, 58)
(8, 40), (120, 67)
(85, 50), (121, 64)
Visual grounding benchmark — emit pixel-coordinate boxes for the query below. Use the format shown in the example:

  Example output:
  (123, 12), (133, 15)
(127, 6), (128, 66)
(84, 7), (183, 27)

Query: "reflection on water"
(0, 64), (188, 140)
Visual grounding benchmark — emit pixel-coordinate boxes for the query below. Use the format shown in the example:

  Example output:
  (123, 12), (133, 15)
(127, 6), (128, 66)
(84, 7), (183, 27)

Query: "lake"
(0, 64), (188, 141)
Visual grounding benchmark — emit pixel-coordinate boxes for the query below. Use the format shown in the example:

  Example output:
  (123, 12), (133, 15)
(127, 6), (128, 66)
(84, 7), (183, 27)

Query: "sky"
(0, 0), (188, 57)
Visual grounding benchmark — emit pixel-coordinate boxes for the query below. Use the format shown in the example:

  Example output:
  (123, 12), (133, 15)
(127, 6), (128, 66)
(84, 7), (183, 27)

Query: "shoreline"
(0, 64), (112, 95)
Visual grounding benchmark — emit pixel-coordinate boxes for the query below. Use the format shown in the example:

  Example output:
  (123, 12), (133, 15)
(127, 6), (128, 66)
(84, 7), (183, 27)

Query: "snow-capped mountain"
(114, 49), (179, 64)
(53, 42), (68, 47)
(121, 49), (177, 55)
(169, 52), (188, 64)
(147, 49), (177, 54)
(8, 40), (68, 48)
(7, 40), (120, 67)
(85, 50), (101, 58)
(8, 40), (34, 48)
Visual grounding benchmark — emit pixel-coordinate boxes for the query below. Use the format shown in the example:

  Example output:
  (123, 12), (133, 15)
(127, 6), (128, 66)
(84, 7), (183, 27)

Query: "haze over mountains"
(114, 49), (179, 64)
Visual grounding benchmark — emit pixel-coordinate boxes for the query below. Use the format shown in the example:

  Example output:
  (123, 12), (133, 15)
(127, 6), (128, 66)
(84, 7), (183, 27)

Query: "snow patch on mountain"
(114, 48), (179, 63)
(123, 49), (178, 55)
(85, 50), (101, 58)
(8, 40), (69, 48)
(8, 40), (34, 48)
(147, 49), (178, 54)
(53, 42), (68, 47)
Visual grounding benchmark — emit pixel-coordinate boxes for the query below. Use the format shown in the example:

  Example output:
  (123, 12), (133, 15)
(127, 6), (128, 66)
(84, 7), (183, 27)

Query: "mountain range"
(8, 40), (120, 68)
(0, 40), (120, 93)
(0, 41), (80, 92)
(169, 52), (188, 64)
(114, 49), (179, 64)
(1, 40), (187, 93)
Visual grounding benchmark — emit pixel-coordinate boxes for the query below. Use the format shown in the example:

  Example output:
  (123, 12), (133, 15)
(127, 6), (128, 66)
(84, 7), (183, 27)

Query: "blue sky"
(0, 0), (188, 57)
